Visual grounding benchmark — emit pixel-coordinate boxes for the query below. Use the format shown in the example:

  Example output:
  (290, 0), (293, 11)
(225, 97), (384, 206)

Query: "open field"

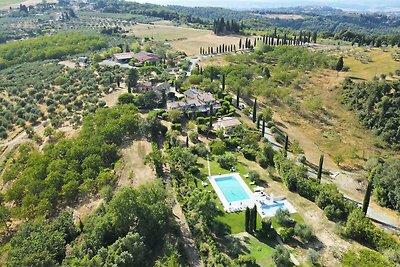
(343, 47), (400, 80)
(0, 0), (55, 10)
(127, 22), (258, 56)
(116, 140), (155, 188)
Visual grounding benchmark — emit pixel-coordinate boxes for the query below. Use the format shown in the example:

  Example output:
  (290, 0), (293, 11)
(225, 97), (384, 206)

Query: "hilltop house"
(167, 89), (221, 114)
(112, 51), (160, 64)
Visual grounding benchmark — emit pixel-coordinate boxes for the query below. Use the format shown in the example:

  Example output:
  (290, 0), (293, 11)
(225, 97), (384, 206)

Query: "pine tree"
(317, 154), (324, 182)
(252, 98), (257, 123)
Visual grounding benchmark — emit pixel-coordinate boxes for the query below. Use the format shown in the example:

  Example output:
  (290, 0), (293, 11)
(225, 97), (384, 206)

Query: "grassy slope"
(344, 48), (400, 80)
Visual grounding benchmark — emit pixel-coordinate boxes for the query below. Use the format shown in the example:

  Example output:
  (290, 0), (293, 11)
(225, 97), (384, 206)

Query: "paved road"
(258, 121), (400, 231)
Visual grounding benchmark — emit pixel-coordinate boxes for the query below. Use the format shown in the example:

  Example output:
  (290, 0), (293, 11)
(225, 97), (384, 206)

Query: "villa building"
(166, 89), (221, 114)
(112, 51), (160, 64)
(212, 117), (241, 134)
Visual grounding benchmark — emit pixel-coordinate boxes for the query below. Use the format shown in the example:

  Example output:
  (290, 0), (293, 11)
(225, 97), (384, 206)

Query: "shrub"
(294, 223), (313, 243)
(307, 249), (320, 266)
(275, 208), (292, 227)
(189, 131), (199, 143)
(217, 154), (237, 170)
(210, 140), (226, 155)
(272, 245), (292, 267)
(171, 123), (182, 131)
(280, 227), (294, 242)
(248, 170), (261, 183)
(266, 121), (275, 128)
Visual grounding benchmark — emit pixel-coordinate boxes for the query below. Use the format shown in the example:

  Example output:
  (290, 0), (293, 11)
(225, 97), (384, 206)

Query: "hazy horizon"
(131, 0), (400, 11)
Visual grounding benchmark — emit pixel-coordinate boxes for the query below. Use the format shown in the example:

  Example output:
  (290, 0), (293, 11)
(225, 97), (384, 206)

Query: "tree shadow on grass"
(285, 235), (326, 251)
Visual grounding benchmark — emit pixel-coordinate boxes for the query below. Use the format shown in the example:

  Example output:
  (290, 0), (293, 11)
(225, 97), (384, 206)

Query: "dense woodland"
(341, 79), (400, 148)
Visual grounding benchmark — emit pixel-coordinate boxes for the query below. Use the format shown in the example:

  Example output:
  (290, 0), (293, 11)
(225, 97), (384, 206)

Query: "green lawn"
(217, 210), (263, 235)
(241, 234), (276, 267)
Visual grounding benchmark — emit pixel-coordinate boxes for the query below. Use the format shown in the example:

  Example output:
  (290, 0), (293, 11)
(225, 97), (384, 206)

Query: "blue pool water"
(215, 176), (250, 202)
(260, 202), (286, 216)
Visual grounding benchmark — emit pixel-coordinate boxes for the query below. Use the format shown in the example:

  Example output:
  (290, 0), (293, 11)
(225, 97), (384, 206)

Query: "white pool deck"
(209, 173), (296, 218)
(208, 173), (255, 212)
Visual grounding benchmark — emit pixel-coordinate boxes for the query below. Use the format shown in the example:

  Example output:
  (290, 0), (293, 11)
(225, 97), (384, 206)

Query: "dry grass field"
(127, 21), (258, 56)
(342, 47), (400, 80)
(0, 0), (55, 9)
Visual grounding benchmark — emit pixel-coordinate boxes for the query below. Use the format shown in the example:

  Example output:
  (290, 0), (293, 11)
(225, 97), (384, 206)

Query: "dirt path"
(172, 196), (204, 267)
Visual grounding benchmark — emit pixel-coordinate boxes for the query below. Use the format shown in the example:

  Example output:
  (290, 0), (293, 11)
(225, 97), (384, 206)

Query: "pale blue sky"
(132, 0), (400, 11)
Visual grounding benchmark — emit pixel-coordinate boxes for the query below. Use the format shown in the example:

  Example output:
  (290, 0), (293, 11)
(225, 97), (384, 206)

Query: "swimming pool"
(215, 176), (250, 202)
(258, 200), (296, 218)
(209, 173), (254, 211)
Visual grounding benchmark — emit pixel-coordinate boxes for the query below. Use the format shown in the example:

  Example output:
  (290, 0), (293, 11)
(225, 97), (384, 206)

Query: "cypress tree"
(239, 39), (242, 49)
(362, 168), (376, 215)
(257, 115), (261, 129)
(236, 88), (240, 107)
(221, 73), (225, 90)
(252, 98), (257, 123)
(317, 154), (324, 182)
(249, 207), (255, 232)
(262, 119), (265, 137)
(252, 205), (257, 232)
(245, 207), (250, 232)
(336, 57), (344, 72)
(186, 136), (189, 148)
(208, 104), (213, 132)
(284, 135), (289, 157)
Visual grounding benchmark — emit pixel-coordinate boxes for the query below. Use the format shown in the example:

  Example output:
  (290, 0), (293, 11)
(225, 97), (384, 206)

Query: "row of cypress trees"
(245, 205), (258, 232)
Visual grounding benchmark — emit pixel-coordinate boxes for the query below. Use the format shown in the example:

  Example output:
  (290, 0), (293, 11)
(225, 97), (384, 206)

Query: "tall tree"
(252, 98), (257, 123)
(317, 154), (324, 182)
(127, 68), (139, 93)
(362, 168), (376, 215)
(284, 135), (289, 157)
(336, 57), (344, 72)
(257, 115), (261, 130)
(221, 73), (225, 91)
(262, 119), (266, 137)
(245, 207), (250, 232)
(236, 88), (240, 107)
(252, 205), (257, 232)
(208, 104), (213, 134)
